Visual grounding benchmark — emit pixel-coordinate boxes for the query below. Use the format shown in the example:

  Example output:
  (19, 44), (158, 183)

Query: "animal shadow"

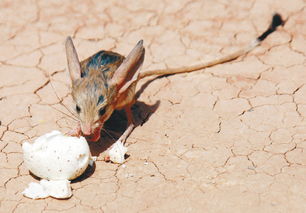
(87, 100), (160, 157)
(72, 162), (96, 183)
(27, 166), (96, 186)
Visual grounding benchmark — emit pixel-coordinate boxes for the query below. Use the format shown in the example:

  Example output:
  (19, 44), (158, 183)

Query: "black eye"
(99, 107), (106, 116)
(97, 95), (104, 105)
(76, 105), (81, 113)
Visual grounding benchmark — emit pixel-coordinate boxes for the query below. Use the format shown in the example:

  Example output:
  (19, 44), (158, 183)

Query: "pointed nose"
(82, 124), (92, 135)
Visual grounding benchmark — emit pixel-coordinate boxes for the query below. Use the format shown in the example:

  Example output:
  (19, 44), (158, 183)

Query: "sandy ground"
(0, 0), (306, 212)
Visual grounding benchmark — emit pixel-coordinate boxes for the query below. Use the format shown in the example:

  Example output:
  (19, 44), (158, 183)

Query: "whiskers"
(50, 105), (78, 122)
(101, 127), (117, 141)
(47, 70), (79, 122)
(47, 71), (119, 142)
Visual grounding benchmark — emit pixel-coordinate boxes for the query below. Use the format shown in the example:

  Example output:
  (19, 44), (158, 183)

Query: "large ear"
(109, 40), (145, 95)
(65, 36), (81, 82)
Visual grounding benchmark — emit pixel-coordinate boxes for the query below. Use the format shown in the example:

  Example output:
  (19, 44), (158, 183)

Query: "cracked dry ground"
(0, 0), (306, 212)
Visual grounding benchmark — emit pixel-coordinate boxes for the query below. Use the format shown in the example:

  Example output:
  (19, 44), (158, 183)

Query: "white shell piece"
(108, 140), (128, 164)
(22, 130), (91, 180)
(22, 182), (49, 199)
(22, 179), (72, 199)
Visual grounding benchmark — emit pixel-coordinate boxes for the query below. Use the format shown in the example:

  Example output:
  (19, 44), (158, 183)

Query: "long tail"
(139, 13), (284, 79)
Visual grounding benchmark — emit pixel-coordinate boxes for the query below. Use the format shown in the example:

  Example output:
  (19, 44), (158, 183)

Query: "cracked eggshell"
(22, 130), (91, 180)
(109, 140), (128, 164)
(40, 179), (72, 199)
(22, 179), (72, 199)
(22, 182), (49, 199)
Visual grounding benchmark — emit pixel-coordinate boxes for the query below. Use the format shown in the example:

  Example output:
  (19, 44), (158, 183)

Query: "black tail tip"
(272, 13), (284, 29)
(257, 13), (284, 41)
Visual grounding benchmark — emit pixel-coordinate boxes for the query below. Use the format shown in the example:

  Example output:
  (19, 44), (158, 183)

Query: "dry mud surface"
(0, 0), (306, 212)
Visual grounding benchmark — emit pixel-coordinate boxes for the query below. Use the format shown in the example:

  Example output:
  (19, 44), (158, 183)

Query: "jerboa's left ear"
(109, 40), (145, 96)
(65, 36), (81, 82)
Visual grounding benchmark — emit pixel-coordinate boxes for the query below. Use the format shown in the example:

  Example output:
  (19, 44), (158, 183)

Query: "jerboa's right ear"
(109, 40), (145, 95)
(65, 36), (81, 82)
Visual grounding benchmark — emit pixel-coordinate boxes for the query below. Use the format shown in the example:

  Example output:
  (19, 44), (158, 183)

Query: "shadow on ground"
(87, 100), (160, 157)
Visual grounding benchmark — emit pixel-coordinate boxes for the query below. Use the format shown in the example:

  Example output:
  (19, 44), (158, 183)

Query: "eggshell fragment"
(108, 140), (128, 164)
(22, 180), (72, 199)
(22, 182), (49, 199)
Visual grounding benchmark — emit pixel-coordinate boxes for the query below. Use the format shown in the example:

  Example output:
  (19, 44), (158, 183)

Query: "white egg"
(23, 130), (91, 181)
(22, 130), (95, 199)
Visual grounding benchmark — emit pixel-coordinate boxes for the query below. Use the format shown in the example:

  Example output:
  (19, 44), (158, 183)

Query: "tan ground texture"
(0, 0), (306, 212)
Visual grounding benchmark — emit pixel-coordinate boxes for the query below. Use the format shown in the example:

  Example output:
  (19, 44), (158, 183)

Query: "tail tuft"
(257, 13), (284, 41)
(271, 13), (284, 30)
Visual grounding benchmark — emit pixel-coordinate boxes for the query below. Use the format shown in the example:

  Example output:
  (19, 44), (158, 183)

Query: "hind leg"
(117, 104), (135, 144)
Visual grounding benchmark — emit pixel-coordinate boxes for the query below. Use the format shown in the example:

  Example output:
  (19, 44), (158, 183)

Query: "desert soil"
(0, 0), (306, 212)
